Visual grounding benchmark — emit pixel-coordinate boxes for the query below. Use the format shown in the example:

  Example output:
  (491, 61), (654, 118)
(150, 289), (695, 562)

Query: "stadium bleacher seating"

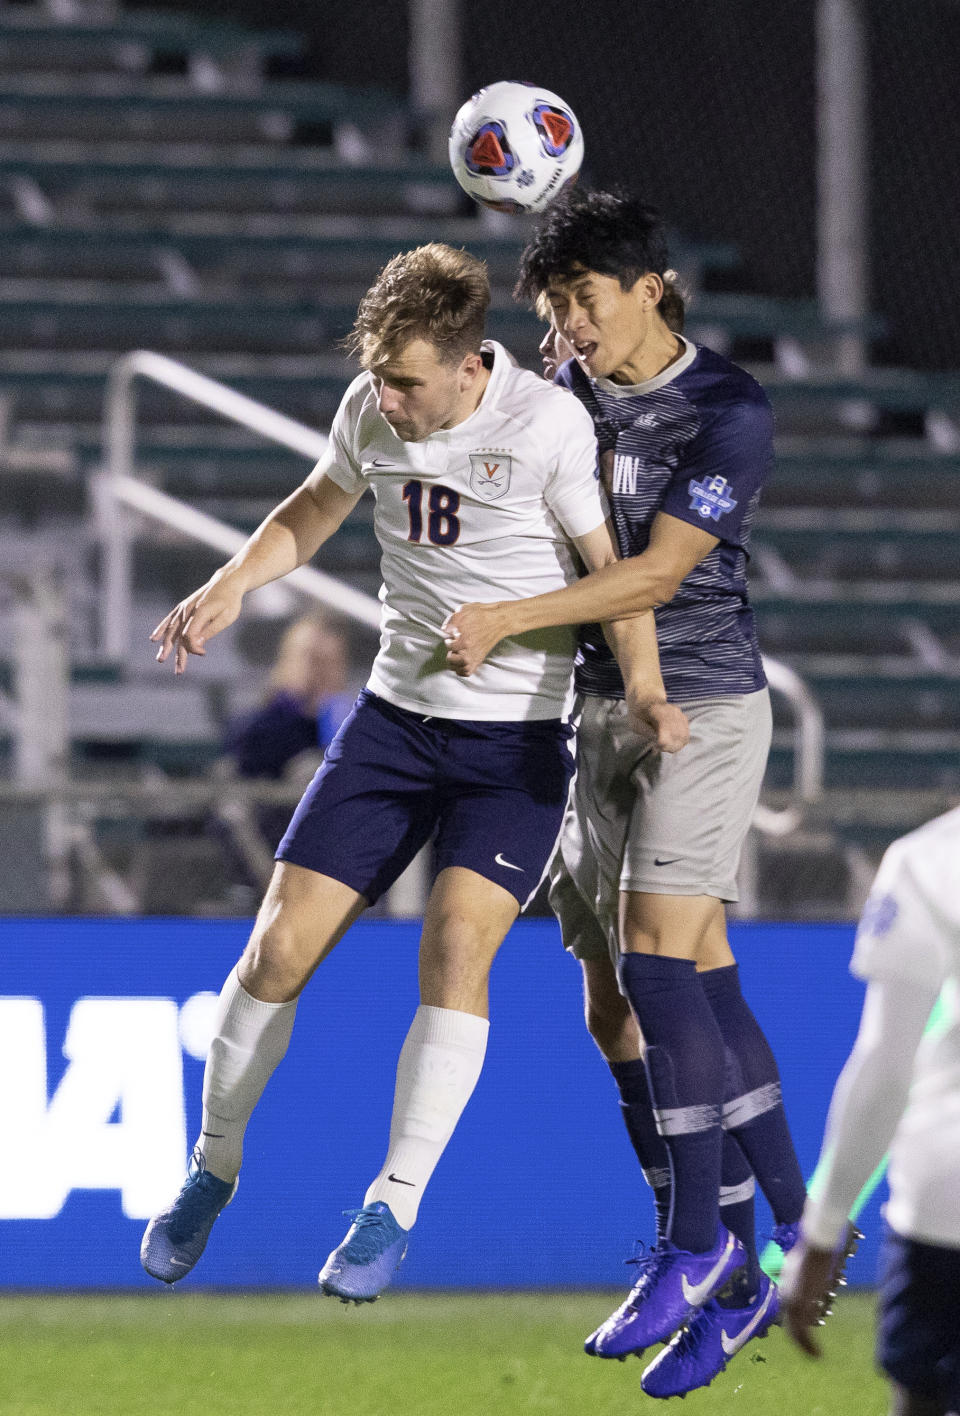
(1, 0), (957, 915)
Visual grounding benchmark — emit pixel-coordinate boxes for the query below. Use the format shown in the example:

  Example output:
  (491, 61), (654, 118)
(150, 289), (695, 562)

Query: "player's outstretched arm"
(152, 474), (363, 674)
(444, 512), (719, 676)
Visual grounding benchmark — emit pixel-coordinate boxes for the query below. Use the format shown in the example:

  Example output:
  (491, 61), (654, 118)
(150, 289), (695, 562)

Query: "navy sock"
(701, 964), (807, 1226)
(617, 953), (724, 1254)
(717, 1133), (760, 1306)
(609, 1057), (671, 1243)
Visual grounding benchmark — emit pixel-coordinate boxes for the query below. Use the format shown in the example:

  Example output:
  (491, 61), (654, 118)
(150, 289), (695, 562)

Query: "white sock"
(196, 965), (298, 1182)
(363, 1005), (489, 1229)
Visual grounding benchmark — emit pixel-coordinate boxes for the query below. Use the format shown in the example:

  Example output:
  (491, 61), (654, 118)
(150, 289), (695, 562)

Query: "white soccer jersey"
(313, 341), (607, 721)
(849, 806), (960, 1246)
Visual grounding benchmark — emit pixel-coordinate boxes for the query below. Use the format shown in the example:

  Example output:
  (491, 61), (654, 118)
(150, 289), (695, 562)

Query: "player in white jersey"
(139, 242), (686, 1298)
(783, 808), (960, 1416)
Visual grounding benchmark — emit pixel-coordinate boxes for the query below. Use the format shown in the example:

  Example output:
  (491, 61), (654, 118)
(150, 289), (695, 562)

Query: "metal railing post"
(98, 350), (382, 641)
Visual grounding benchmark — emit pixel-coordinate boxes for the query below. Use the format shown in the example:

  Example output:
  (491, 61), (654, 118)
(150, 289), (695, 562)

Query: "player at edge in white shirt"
(139, 242), (688, 1299)
(782, 807), (960, 1416)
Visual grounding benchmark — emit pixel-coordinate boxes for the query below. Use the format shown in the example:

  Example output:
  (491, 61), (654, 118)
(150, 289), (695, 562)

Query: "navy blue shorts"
(277, 690), (575, 907)
(877, 1226), (960, 1406)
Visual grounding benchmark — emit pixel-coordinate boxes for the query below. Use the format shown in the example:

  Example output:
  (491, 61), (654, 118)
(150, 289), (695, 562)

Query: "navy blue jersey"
(556, 338), (771, 700)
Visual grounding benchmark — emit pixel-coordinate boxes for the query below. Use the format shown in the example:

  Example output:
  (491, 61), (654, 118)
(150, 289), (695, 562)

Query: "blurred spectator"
(213, 614), (355, 903)
(224, 613), (354, 786)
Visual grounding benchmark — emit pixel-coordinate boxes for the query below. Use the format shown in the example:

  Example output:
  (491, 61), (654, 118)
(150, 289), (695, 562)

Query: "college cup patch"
(688, 474), (737, 521)
(468, 453), (512, 501)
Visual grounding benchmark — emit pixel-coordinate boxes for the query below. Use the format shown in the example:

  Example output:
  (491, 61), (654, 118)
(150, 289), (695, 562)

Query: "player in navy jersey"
(534, 291), (779, 1388)
(446, 189), (808, 1395)
(138, 241), (687, 1301)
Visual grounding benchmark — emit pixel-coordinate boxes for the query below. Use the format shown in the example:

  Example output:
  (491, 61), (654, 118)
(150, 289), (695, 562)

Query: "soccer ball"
(448, 80), (584, 214)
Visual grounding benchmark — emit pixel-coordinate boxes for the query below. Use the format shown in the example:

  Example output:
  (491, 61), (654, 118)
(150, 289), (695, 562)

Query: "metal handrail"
(95, 350), (823, 831)
(96, 349), (381, 659)
(756, 655), (825, 834)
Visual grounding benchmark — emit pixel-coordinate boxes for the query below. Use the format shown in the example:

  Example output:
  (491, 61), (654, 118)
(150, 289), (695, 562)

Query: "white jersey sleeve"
(308, 376), (368, 495)
(542, 394), (608, 541)
(850, 807), (960, 990)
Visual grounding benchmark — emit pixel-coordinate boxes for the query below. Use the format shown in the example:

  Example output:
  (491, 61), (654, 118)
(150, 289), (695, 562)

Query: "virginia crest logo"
(468, 452), (512, 501)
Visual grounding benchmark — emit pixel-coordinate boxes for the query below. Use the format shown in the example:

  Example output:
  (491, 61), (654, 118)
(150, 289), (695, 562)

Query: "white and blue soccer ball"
(448, 80), (584, 214)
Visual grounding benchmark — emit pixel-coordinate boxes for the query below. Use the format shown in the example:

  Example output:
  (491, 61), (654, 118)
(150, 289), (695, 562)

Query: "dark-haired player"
(446, 188), (807, 1396)
(140, 241), (685, 1302)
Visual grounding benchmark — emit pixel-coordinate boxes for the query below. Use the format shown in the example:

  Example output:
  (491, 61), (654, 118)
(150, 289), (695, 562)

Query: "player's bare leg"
(238, 860), (368, 1003)
(320, 868), (518, 1302)
(581, 954), (640, 1062)
(141, 863), (365, 1284)
(417, 865), (521, 1016)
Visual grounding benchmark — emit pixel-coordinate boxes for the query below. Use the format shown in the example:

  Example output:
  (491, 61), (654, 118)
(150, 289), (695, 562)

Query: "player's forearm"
(602, 610), (666, 704)
(801, 1046), (903, 1248)
(495, 554), (670, 635)
(801, 979), (932, 1249)
(217, 487), (330, 594)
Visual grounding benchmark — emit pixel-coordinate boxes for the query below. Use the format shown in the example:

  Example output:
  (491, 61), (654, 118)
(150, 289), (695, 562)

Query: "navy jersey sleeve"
(660, 392), (773, 549)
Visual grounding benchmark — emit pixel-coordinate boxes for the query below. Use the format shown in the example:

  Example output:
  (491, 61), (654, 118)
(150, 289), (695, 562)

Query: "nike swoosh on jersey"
(371, 459), (395, 467)
(494, 853), (524, 872)
(679, 1232), (738, 1308)
(654, 857), (681, 866)
(720, 1284), (775, 1355)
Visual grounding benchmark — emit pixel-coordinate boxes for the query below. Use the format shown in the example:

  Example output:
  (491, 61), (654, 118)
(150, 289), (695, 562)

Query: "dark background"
(124, 0), (959, 369)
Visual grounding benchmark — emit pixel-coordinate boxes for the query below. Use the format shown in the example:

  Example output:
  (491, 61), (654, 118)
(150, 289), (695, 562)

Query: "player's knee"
(239, 922), (312, 1000)
(432, 904), (505, 957)
(420, 910), (502, 991)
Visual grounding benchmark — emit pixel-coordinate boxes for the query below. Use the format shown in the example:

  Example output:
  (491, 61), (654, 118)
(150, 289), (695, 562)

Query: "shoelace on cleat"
(667, 1306), (712, 1360)
(624, 1243), (674, 1306)
(162, 1151), (232, 1242)
(173, 1149), (216, 1202)
(337, 1208), (398, 1263)
(771, 1220), (800, 1254)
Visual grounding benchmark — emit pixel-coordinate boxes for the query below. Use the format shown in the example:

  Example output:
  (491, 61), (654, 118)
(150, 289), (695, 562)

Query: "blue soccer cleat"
(318, 1201), (409, 1304)
(140, 1148), (237, 1284)
(640, 1271), (780, 1398)
(584, 1223), (747, 1358)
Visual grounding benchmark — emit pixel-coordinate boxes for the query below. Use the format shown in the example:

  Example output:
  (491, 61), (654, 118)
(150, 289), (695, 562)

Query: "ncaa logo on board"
(468, 452), (512, 501)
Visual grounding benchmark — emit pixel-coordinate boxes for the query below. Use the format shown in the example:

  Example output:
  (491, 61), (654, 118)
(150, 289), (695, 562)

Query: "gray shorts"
(550, 688), (772, 961)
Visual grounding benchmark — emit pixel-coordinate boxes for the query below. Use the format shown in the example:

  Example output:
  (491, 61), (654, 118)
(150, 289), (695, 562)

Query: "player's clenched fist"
(151, 573), (245, 675)
(631, 698), (690, 754)
(443, 602), (512, 676)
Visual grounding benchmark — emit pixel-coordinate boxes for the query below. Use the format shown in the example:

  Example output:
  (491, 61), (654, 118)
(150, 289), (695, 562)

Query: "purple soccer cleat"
(584, 1223), (747, 1358)
(640, 1271), (780, 1398)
